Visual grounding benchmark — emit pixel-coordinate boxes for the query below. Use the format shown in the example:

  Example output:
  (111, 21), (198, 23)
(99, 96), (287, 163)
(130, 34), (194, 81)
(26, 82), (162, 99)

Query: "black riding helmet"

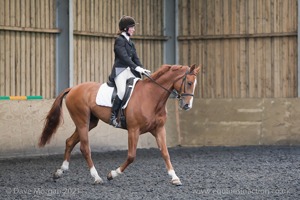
(119, 16), (137, 32)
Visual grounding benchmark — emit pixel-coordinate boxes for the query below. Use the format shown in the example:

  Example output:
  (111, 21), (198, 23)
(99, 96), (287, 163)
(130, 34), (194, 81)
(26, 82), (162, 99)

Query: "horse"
(38, 64), (201, 186)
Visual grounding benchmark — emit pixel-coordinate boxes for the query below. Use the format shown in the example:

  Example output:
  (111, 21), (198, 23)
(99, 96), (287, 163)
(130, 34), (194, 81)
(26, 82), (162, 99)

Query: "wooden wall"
(1, 0), (298, 99)
(178, 0), (298, 98)
(72, 0), (166, 85)
(0, 0), (166, 98)
(0, 0), (58, 99)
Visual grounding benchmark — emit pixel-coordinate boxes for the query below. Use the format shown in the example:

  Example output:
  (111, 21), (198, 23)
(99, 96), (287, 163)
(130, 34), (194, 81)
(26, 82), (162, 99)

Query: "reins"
(142, 70), (194, 99)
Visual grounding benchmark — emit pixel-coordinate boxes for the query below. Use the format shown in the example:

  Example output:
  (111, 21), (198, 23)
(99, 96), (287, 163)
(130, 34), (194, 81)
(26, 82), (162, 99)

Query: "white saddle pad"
(96, 78), (140, 109)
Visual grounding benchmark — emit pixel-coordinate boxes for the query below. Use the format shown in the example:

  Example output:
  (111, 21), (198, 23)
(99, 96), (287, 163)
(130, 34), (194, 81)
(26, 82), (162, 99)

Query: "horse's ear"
(190, 64), (196, 72)
(191, 64), (202, 75)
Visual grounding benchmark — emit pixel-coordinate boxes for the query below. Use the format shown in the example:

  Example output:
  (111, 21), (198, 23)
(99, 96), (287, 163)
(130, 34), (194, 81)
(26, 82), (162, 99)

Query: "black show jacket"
(109, 34), (143, 81)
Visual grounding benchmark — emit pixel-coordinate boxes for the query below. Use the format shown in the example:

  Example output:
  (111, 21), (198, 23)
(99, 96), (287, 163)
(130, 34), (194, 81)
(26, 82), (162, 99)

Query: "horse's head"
(173, 64), (201, 110)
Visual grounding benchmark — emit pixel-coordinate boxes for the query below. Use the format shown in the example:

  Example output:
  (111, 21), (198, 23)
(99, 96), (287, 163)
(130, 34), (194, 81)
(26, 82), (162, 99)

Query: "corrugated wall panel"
(178, 0), (298, 98)
(72, 0), (165, 85)
(0, 0), (57, 98)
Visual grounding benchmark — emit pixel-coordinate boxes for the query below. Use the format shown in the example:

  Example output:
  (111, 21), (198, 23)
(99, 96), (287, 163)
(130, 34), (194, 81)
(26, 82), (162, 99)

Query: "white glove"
(135, 66), (151, 75)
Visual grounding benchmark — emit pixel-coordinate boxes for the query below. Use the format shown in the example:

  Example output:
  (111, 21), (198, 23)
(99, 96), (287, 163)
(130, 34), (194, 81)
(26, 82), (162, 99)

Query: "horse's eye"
(188, 82), (193, 86)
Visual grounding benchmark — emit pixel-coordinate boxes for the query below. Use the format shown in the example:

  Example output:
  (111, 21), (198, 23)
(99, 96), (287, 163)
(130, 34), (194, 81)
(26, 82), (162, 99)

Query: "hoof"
(171, 178), (182, 186)
(93, 178), (104, 185)
(107, 172), (113, 181)
(53, 169), (63, 179)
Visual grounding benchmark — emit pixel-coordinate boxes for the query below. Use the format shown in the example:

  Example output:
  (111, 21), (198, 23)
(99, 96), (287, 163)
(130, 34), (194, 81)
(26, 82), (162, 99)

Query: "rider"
(108, 16), (151, 128)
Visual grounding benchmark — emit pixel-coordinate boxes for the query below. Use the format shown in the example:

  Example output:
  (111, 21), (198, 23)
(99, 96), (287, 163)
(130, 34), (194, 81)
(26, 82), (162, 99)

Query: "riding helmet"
(119, 16), (137, 31)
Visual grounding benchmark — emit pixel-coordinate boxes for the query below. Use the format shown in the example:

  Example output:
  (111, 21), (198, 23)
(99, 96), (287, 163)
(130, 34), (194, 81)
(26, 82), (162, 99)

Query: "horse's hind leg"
(78, 125), (103, 184)
(53, 129), (80, 179)
(53, 117), (100, 183)
(74, 116), (103, 184)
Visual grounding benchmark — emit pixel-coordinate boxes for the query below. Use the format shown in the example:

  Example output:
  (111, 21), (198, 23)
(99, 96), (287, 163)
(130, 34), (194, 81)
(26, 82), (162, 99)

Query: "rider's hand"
(135, 66), (151, 75)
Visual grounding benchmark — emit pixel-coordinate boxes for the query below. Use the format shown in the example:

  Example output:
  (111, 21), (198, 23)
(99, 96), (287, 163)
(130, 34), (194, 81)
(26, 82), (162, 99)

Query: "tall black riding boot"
(110, 96), (122, 128)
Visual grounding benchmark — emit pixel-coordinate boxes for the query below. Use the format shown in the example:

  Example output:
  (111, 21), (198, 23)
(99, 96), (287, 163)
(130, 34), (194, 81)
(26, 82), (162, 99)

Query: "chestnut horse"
(39, 64), (201, 186)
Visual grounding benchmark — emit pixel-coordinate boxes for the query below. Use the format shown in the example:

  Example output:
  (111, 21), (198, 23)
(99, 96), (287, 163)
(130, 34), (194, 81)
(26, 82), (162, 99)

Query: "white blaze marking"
(188, 79), (197, 109)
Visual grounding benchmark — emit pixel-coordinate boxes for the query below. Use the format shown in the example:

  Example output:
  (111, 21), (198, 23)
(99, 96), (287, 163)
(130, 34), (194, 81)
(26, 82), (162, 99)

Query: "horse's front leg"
(107, 130), (139, 180)
(154, 126), (182, 186)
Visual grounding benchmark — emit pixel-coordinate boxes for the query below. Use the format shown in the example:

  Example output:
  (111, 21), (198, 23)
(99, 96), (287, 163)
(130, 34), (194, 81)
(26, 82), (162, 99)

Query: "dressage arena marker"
(0, 96), (43, 100)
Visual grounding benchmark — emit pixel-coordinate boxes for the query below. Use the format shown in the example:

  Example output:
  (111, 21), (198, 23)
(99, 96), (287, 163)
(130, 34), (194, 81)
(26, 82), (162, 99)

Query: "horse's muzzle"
(179, 99), (192, 111)
(182, 104), (191, 111)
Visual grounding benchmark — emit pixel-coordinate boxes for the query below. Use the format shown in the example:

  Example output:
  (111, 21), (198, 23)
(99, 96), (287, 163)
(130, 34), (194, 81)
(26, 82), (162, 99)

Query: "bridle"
(143, 70), (195, 99)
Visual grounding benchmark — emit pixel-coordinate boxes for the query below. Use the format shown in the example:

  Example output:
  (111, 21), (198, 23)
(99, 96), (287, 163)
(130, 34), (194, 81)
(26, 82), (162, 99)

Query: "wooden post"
(56, 0), (70, 95)
(298, 0), (300, 97)
(163, 0), (177, 65)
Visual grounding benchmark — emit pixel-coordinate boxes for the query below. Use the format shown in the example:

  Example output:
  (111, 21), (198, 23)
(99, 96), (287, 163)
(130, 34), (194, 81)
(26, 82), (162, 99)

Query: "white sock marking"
(111, 167), (122, 178)
(168, 170), (179, 180)
(61, 160), (69, 171)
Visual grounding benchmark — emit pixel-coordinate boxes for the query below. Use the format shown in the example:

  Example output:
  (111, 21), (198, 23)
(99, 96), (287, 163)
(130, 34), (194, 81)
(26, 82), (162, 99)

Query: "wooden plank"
(29, 0), (35, 95)
(46, 32), (51, 98)
(206, 0), (215, 35)
(207, 41), (215, 98)
(76, 0), (81, 31)
(8, 0), (14, 95)
(90, 0), (95, 81)
(223, 0), (230, 35)
(239, 0), (247, 97)
(177, 31), (297, 40)
(289, 37), (297, 97)
(35, 34), (41, 95)
(0, 0), (4, 26)
(25, 32), (31, 95)
(281, 0), (287, 97)
(51, 34), (55, 97)
(102, 0), (108, 84)
(22, 1), (31, 95)
(81, 0), (86, 32)
(85, 1), (90, 82)
(223, 39), (230, 98)
(248, 0), (256, 97)
(45, 0), (50, 97)
(234, 0), (241, 97)
(265, 37), (272, 97)
(203, 41), (208, 97)
(10, 0), (15, 26)
(5, 31), (10, 95)
(73, 31), (168, 40)
(41, 35), (46, 98)
(273, 0), (282, 97)
(94, 37), (99, 83)
(214, 0), (223, 97)
(81, 37), (86, 83)
(99, 0), (104, 83)
(222, 0), (230, 97)
(288, 0), (297, 97)
(41, 1), (46, 96)
(273, 38), (281, 98)
(198, 40), (205, 98)
(263, 0), (272, 97)
(77, 36), (81, 84)
(4, 0), (9, 26)
(20, 31), (26, 96)
(15, 0), (20, 27)
(0, 31), (4, 95)
(74, 36), (78, 85)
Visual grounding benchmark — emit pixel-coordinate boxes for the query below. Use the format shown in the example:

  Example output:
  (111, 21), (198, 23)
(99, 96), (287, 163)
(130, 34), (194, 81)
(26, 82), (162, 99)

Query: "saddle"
(96, 77), (139, 129)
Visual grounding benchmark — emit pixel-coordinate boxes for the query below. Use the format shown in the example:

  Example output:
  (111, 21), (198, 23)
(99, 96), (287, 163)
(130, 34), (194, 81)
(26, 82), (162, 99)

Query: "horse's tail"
(38, 88), (72, 147)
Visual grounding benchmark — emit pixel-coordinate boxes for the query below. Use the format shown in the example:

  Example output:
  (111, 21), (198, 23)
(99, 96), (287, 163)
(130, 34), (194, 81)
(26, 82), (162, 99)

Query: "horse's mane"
(150, 64), (184, 80)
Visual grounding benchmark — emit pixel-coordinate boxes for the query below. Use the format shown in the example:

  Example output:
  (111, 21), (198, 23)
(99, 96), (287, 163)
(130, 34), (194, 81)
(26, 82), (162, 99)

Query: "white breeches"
(114, 67), (136, 99)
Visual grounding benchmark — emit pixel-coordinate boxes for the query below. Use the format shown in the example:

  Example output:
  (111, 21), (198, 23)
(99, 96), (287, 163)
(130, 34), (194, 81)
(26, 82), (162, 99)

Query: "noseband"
(143, 70), (195, 99)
